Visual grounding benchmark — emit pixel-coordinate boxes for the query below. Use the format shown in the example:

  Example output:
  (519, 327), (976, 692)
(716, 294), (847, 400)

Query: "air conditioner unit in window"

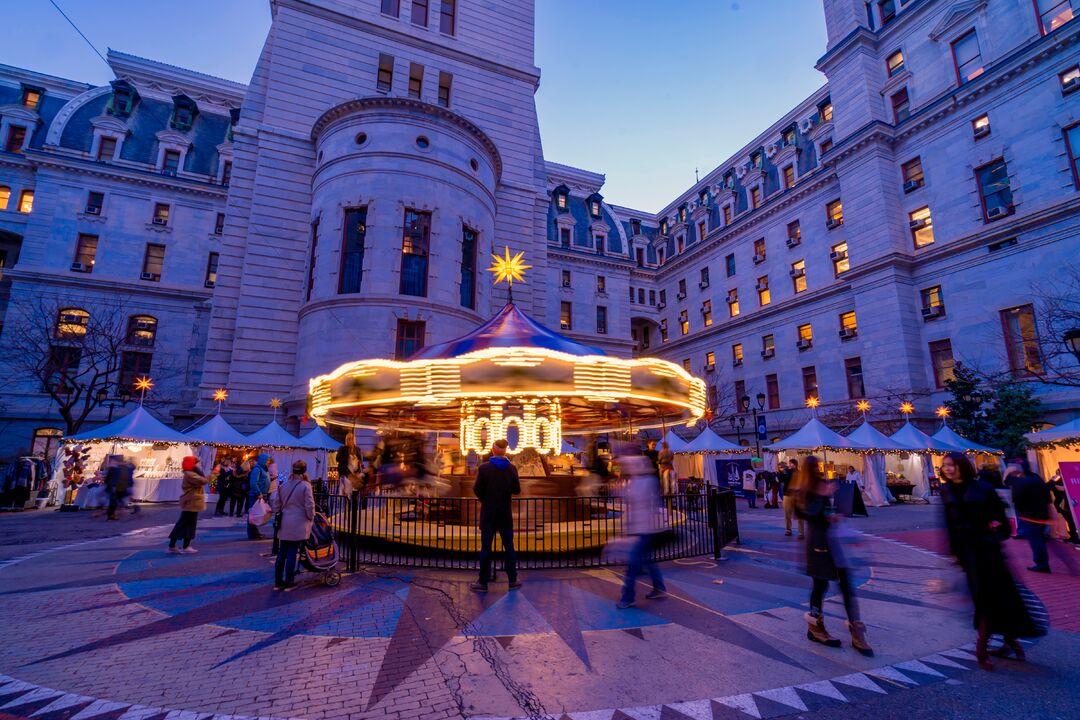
(789, 268), (805, 278)
(1063, 74), (1080, 94)
(140, 272), (160, 281)
(70, 262), (89, 272)
(561, 281), (571, 288)
(705, 363), (716, 372)
(698, 280), (709, 289)
(732, 358), (743, 368)
(753, 253), (766, 264)
(796, 339), (812, 350)
(826, 218), (842, 229)
(204, 280), (216, 288)
(785, 238), (800, 248)
(657, 302), (666, 310)
(85, 205), (101, 215)
(909, 218), (927, 230)
(829, 250), (847, 261)
(921, 305), (945, 319)
(60, 313), (85, 326)
(838, 328), (857, 340)
(152, 217), (167, 226)
(676, 291), (687, 300)
(902, 179), (921, 193)
(973, 125), (990, 139)
(726, 295), (738, 304)
(755, 281), (768, 292)
(760, 348), (775, 359)
(986, 205), (1012, 220)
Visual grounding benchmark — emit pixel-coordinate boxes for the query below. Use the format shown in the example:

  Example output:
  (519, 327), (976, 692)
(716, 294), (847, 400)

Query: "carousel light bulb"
(900, 401), (915, 415)
(487, 246), (531, 286)
(213, 388), (228, 402)
(856, 400), (871, 413)
(936, 406), (950, 418)
(134, 377), (153, 392)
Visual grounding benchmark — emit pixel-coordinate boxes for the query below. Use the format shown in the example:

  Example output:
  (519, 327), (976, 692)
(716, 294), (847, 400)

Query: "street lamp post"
(95, 386), (133, 422)
(728, 415), (746, 446)
(740, 392), (767, 459)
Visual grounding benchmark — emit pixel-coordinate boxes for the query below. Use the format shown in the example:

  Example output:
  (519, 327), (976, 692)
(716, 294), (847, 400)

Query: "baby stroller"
(299, 512), (341, 586)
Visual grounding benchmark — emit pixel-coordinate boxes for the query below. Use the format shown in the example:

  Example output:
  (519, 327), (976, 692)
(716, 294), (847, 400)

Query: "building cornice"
(545, 161), (606, 193)
(7, 268), (214, 303)
(24, 150), (229, 199)
(106, 49), (246, 110)
(547, 247), (636, 273)
(0, 63), (93, 96)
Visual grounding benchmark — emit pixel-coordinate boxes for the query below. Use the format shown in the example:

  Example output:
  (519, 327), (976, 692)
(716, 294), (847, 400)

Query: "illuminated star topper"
(488, 246), (531, 289)
(856, 400), (871, 413)
(213, 388), (228, 403)
(134, 377), (153, 392)
(270, 398), (282, 409)
(936, 406), (950, 418)
(806, 396), (820, 409)
(900, 401), (915, 415)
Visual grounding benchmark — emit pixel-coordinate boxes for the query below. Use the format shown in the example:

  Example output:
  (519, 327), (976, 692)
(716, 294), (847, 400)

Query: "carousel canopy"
(681, 427), (747, 454)
(766, 417), (857, 452)
(890, 421), (957, 452)
(1026, 417), (1080, 447)
(845, 420), (912, 453)
(660, 429), (689, 452)
(299, 426), (342, 451)
(308, 302), (706, 453)
(184, 414), (251, 447)
(246, 420), (304, 449)
(933, 424), (1002, 454)
(67, 406), (189, 444)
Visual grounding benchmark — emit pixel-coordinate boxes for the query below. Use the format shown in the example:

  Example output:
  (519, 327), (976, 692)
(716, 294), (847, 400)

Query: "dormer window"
(818, 97), (833, 123)
(170, 95), (198, 131)
(227, 107), (240, 142)
(20, 85), (42, 110)
(630, 218), (641, 235)
(723, 171), (734, 188)
(751, 151), (762, 169)
(782, 126), (796, 146)
(678, 205), (688, 223)
(878, 0), (896, 25)
(698, 189), (708, 205)
(586, 192), (603, 218)
(660, 219), (669, 235)
(106, 80), (138, 118)
(162, 149), (181, 176)
(553, 185), (569, 211)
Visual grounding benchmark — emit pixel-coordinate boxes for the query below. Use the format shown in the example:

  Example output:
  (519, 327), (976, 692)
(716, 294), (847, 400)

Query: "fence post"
(348, 490), (360, 572)
(707, 486), (721, 560)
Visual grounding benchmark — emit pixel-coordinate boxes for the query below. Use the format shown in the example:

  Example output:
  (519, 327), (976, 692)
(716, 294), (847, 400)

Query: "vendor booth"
(60, 406), (194, 504)
(766, 417), (871, 514)
(183, 413), (253, 471)
(1027, 418), (1080, 478)
(677, 428), (749, 488)
(844, 421), (908, 507)
(246, 421), (330, 488)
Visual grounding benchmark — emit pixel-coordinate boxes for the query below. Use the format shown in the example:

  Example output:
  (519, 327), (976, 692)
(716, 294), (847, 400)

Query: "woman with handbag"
(941, 452), (1037, 669)
(168, 457), (209, 554)
(272, 461), (315, 590)
(246, 453), (271, 539)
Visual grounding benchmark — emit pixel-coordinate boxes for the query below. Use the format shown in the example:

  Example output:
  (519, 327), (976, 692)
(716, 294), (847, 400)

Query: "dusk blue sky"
(1, 1), (828, 212)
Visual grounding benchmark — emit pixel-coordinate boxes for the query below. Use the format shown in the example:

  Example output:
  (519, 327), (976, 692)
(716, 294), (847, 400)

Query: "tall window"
(1064, 124), (1080, 189)
(727, 289), (740, 317)
(891, 88), (910, 123)
(750, 186), (761, 209)
(141, 244), (165, 280)
(734, 379), (746, 406)
(699, 267), (711, 287)
(886, 49), (905, 77)
(802, 366), (819, 401)
(725, 254), (736, 277)
(55, 308), (89, 338)
(395, 320), (425, 359)
(732, 343), (744, 366)
(439, 0), (456, 34)
(460, 225), (477, 309)
(722, 205), (732, 224)
(162, 150), (180, 176)
(762, 334), (775, 356)
(839, 311), (858, 336)
(97, 136), (117, 161)
(377, 54), (394, 92)
(826, 199), (843, 227)
(976, 159), (1014, 221)
(787, 220), (801, 244)
(214, 212), (225, 234)
(560, 301), (572, 330)
(411, 0), (429, 26)
(152, 203), (170, 226)
(126, 315), (158, 347)
(831, 242), (849, 274)
(408, 62), (424, 98)
(381, 0), (400, 17)
(679, 309), (689, 335)
(0, 185), (9, 210)
(73, 234), (98, 271)
(697, 220), (707, 241)
(757, 275), (771, 306)
(702, 300), (713, 327)
(596, 306), (607, 334)
(118, 351), (153, 391)
(952, 30), (984, 85)
(559, 227), (570, 247)
(706, 351), (716, 368)
(766, 373), (780, 409)
(929, 339), (956, 388)
(438, 71), (452, 107)
(305, 220), (318, 301)
(45, 346), (82, 393)
(18, 190), (33, 213)
(1035, 0), (1077, 35)
(878, 0), (896, 24)
(678, 278), (686, 297)
(1000, 304), (1043, 377)
(220, 161), (232, 186)
(206, 252), (219, 288)
(659, 289), (667, 306)
(638, 288), (646, 305)
(4, 126), (26, 154)
(339, 208), (367, 294)
(818, 98), (833, 123)
(783, 165), (795, 189)
(753, 238), (766, 261)
(400, 209), (431, 297)
(909, 207), (934, 247)
(791, 259), (807, 293)
(901, 157), (924, 190)
(845, 357), (865, 399)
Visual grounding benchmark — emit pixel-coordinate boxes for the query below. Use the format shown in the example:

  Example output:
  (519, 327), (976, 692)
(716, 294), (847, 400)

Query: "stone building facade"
(0, 0), (1078, 456)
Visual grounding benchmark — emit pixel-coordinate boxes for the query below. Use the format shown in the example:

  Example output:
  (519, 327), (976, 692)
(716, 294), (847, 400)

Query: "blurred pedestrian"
(643, 440), (660, 476)
(759, 462), (778, 508)
(470, 439), (521, 592)
(941, 452), (1036, 668)
(104, 454), (133, 521)
(168, 457), (208, 554)
(336, 432), (365, 494)
(742, 463), (758, 508)
(230, 460), (250, 517)
(1050, 468), (1079, 544)
(799, 455), (872, 655)
(617, 448), (667, 609)
(1007, 461), (1052, 573)
(247, 453), (271, 539)
(213, 457), (234, 516)
(273, 460), (315, 590)
(658, 442), (675, 496)
(783, 458), (804, 537)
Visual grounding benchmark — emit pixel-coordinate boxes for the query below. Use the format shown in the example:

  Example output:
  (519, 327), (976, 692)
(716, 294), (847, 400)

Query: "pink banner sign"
(1060, 462), (1080, 536)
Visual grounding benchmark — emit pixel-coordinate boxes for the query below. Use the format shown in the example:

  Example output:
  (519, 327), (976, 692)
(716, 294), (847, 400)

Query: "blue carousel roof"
(410, 302), (607, 360)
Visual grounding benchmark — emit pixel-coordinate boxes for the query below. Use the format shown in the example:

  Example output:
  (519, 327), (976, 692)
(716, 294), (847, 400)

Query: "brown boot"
(805, 612), (841, 647)
(847, 620), (874, 657)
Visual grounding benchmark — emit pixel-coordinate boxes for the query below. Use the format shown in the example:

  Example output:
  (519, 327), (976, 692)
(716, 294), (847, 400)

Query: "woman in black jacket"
(800, 456), (873, 655)
(941, 452), (1036, 668)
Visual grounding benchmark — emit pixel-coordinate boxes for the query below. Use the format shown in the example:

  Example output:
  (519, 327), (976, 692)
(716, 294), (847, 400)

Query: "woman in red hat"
(168, 456), (208, 554)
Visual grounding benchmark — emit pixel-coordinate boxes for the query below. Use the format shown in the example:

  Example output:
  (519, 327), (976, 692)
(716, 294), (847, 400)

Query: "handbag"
(248, 497), (273, 526)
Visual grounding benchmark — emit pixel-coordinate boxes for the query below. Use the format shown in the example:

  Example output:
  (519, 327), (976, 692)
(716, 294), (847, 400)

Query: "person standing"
(782, 458), (804, 537)
(104, 455), (133, 521)
(643, 440), (660, 477)
(230, 460), (250, 517)
(273, 460), (315, 590)
(799, 456), (872, 655)
(246, 453), (271, 540)
(336, 432), (365, 495)
(1008, 461), (1053, 573)
(213, 458), (234, 516)
(617, 450), (668, 609)
(657, 442), (675, 496)
(470, 439), (522, 592)
(742, 463), (758, 508)
(1050, 469), (1079, 544)
(168, 457), (208, 554)
(941, 452), (1036, 668)
(759, 463), (777, 508)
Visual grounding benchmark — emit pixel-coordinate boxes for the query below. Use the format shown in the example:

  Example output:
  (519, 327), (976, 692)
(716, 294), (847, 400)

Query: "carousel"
(307, 249), (708, 556)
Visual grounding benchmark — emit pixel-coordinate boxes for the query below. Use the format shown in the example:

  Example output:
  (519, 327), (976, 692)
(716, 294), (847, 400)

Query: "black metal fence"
(315, 486), (739, 572)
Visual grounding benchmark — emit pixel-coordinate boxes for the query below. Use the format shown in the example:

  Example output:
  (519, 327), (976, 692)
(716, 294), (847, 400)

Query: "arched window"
(0, 186), (9, 210)
(126, 315), (157, 347)
(55, 308), (89, 338)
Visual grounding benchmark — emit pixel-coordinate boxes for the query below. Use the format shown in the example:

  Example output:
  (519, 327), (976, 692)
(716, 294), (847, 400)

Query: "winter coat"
(231, 469), (250, 498)
(473, 456), (520, 530)
(273, 475), (315, 541)
(248, 454), (271, 497)
(1009, 472), (1051, 522)
(216, 468), (233, 496)
(625, 466), (663, 535)
(803, 491), (840, 580)
(179, 469), (209, 512)
(942, 479), (1037, 637)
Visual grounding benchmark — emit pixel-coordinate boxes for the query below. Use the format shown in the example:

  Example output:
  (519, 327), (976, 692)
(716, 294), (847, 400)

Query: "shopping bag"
(248, 497), (272, 526)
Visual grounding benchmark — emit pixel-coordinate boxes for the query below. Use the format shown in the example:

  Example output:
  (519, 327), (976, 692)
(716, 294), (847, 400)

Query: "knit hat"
(182, 456), (199, 472)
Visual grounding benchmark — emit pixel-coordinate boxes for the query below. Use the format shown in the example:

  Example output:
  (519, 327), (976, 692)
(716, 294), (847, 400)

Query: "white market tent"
(678, 428), (750, 486)
(1026, 417), (1080, 481)
(844, 421), (907, 507)
(68, 405), (189, 444)
(660, 429), (689, 452)
(932, 424), (1002, 454)
(299, 426), (343, 451)
(185, 413), (251, 447)
(888, 421), (960, 498)
(765, 417), (855, 452)
(247, 420), (329, 486)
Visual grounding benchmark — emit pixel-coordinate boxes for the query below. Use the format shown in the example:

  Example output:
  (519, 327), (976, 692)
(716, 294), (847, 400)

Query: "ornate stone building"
(1, 0), (1078, 456)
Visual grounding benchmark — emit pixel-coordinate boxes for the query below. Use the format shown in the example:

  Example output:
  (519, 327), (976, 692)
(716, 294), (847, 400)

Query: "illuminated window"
(152, 203), (169, 226)
(798, 324), (813, 345)
(750, 186), (761, 209)
(929, 339), (956, 388)
(845, 357), (865, 399)
(72, 234), (97, 271)
(205, 252), (219, 288)
(753, 238), (766, 261)
(1000, 304), (1043, 377)
(791, 259), (807, 293)
(975, 159), (1014, 221)
(0, 185), (8, 211)
(126, 315), (158, 347)
(377, 54), (394, 92)
(727, 289), (740, 317)
(660, 319), (668, 342)
(722, 205), (732, 224)
(901, 157), (924, 191)
(1035, 0), (1078, 35)
(732, 343), (743, 365)
(1061, 65), (1080, 95)
(886, 50), (905, 77)
(21, 86), (42, 109)
(909, 206), (934, 247)
(921, 285), (944, 309)
(339, 208), (367, 294)
(683, 358), (691, 372)
(951, 30), (984, 85)
(706, 351), (716, 367)
(826, 199), (843, 228)
(839, 311), (858, 336)
(142, 244), (165, 280)
(55, 308), (89, 338)
(677, 235), (685, 253)
(831, 242), (849, 274)
(818, 98), (833, 123)
(698, 220), (707, 240)
(18, 189), (33, 213)
(787, 220), (801, 245)
(972, 114), (991, 139)
(702, 300), (713, 326)
(400, 208), (431, 296)
(4, 125), (26, 154)
(560, 302), (572, 330)
(408, 62), (424, 98)
(395, 319), (425, 359)
(783, 165), (795, 189)
(679, 309), (689, 335)
(757, 276), (770, 306)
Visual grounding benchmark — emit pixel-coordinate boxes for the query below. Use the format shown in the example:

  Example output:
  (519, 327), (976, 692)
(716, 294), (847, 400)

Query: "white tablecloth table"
(132, 475), (184, 502)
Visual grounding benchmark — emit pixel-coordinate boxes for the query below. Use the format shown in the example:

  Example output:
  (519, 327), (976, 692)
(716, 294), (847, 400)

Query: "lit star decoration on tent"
(134, 377), (153, 405)
(856, 400), (872, 414)
(899, 401), (915, 415)
(805, 396), (820, 409)
(936, 406), (950, 418)
(213, 388), (228, 412)
(487, 246), (531, 301)
(270, 397), (282, 421)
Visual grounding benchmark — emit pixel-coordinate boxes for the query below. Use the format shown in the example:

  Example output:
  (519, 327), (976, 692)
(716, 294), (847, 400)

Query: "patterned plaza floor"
(0, 511), (999, 720)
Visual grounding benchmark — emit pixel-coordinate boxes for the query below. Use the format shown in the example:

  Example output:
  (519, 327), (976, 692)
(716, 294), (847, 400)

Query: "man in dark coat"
(1008, 462), (1052, 573)
(470, 438), (521, 592)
